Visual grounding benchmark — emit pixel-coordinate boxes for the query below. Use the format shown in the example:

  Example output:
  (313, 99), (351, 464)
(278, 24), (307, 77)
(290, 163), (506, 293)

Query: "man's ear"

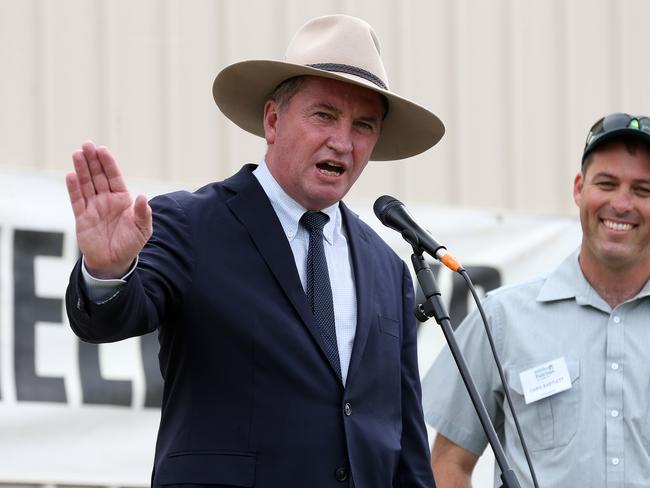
(263, 100), (279, 145)
(573, 171), (584, 207)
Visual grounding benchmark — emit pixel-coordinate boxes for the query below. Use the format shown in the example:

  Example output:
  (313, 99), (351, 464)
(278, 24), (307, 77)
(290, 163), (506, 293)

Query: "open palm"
(66, 141), (152, 278)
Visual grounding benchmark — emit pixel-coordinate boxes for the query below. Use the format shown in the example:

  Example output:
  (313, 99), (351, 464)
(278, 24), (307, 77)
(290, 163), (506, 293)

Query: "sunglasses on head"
(585, 113), (650, 149)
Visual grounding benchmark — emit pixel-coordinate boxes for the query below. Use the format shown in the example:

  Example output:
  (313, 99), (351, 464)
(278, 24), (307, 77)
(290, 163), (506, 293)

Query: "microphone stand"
(410, 249), (522, 488)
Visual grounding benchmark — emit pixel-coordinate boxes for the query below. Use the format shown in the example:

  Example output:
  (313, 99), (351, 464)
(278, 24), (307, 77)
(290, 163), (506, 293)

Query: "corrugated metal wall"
(2, 0), (650, 217)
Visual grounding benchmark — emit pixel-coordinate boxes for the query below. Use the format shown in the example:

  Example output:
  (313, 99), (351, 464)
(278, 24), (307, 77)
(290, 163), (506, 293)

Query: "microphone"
(373, 195), (462, 272)
(375, 196), (537, 488)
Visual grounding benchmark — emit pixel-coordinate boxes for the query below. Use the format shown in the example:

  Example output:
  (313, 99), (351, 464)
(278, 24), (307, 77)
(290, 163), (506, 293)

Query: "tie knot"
(300, 211), (329, 232)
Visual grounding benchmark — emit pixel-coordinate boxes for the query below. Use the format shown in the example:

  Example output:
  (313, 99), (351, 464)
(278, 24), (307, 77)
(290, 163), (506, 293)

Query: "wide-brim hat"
(212, 14), (445, 161)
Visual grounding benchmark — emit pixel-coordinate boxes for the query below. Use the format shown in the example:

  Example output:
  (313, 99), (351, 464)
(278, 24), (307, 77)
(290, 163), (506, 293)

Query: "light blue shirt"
(422, 250), (650, 488)
(83, 161), (357, 384)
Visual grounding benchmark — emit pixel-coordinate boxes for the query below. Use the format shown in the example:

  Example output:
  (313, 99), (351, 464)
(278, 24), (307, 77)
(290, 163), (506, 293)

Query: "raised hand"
(66, 141), (152, 279)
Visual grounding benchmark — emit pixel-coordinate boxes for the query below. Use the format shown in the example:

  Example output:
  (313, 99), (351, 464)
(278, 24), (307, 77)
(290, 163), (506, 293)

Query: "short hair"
(269, 75), (389, 119)
(582, 137), (650, 174)
(269, 77), (306, 112)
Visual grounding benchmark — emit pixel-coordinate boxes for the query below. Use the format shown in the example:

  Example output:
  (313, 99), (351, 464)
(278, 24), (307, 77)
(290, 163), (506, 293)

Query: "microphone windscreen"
(373, 195), (401, 224)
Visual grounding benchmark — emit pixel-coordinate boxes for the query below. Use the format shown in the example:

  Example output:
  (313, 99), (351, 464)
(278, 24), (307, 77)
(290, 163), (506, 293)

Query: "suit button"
(334, 467), (348, 481)
(344, 402), (352, 416)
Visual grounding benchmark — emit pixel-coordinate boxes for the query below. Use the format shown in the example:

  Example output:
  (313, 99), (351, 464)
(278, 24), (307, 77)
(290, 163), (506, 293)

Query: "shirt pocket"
(505, 359), (581, 451)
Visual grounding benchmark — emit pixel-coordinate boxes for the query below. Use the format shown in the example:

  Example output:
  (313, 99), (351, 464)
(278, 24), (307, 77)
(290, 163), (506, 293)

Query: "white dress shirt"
(253, 161), (357, 384)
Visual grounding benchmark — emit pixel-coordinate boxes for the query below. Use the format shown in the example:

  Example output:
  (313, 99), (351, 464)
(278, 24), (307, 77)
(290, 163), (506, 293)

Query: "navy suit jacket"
(66, 164), (435, 488)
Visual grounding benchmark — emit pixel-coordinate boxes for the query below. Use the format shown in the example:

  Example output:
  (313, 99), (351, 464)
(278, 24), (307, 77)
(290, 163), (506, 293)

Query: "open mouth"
(316, 162), (344, 177)
(602, 219), (635, 232)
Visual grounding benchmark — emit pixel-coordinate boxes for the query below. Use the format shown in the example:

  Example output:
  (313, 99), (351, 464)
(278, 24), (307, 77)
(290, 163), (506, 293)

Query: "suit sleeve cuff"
(81, 256), (138, 303)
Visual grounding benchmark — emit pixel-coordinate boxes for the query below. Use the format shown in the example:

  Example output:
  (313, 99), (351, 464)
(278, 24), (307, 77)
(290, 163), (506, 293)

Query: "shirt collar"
(537, 249), (590, 303)
(637, 278), (650, 299)
(537, 248), (650, 312)
(252, 160), (340, 244)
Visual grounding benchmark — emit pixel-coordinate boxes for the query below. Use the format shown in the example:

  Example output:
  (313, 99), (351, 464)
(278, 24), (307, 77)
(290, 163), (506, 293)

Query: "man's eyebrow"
(357, 114), (381, 125)
(591, 171), (650, 185)
(590, 171), (617, 179)
(309, 102), (381, 124)
(310, 102), (340, 114)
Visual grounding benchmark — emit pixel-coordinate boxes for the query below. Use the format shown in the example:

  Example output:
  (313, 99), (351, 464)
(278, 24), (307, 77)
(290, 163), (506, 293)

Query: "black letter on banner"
(141, 332), (163, 408)
(449, 266), (501, 330)
(78, 340), (132, 406)
(70, 246), (132, 407)
(14, 229), (66, 402)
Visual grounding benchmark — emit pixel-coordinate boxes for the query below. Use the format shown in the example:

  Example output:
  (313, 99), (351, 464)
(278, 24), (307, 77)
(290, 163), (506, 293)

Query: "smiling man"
(574, 135), (650, 306)
(64, 15), (444, 488)
(422, 113), (650, 488)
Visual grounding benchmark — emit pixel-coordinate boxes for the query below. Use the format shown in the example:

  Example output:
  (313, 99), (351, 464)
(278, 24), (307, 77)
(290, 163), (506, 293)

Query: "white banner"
(0, 168), (581, 486)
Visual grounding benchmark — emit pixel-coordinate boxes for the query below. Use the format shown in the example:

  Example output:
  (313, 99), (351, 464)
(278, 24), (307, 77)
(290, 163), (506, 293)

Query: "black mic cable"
(374, 195), (540, 488)
(457, 267), (540, 488)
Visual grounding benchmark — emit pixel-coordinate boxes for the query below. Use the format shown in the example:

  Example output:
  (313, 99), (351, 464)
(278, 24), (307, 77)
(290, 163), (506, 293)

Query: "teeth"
(318, 162), (343, 176)
(603, 220), (633, 231)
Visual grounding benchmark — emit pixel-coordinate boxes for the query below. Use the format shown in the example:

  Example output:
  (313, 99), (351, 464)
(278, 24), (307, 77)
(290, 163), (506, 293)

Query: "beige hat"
(212, 14), (445, 161)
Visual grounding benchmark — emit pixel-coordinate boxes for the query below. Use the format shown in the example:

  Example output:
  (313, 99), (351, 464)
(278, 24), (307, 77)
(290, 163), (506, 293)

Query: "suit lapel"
(224, 166), (343, 381)
(341, 203), (375, 386)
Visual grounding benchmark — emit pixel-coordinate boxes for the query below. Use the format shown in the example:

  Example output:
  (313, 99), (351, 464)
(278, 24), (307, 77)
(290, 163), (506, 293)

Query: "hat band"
(307, 63), (387, 90)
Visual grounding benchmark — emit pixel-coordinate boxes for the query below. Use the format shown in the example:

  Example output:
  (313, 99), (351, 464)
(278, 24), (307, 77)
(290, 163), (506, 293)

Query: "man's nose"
(326, 126), (354, 154)
(610, 188), (634, 213)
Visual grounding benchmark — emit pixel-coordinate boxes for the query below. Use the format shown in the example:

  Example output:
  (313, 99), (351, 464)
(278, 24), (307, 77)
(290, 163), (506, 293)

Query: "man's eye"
(355, 121), (375, 132)
(315, 112), (333, 120)
(595, 181), (615, 190)
(635, 186), (650, 196)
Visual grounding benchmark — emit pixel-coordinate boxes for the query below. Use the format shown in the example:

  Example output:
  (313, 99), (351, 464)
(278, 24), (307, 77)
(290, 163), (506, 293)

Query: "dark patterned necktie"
(300, 211), (341, 379)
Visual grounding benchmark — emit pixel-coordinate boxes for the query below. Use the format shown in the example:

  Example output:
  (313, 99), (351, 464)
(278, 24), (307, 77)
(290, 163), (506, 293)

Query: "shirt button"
(611, 363), (619, 370)
(612, 457), (620, 465)
(611, 410), (619, 418)
(613, 316), (621, 323)
(287, 231), (294, 238)
(344, 402), (352, 416)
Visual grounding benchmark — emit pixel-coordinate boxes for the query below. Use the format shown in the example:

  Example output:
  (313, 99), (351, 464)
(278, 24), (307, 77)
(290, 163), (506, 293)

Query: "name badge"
(518, 357), (572, 404)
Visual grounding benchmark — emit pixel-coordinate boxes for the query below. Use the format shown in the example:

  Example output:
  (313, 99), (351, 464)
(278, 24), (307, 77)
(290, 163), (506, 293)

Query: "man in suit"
(65, 15), (444, 487)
